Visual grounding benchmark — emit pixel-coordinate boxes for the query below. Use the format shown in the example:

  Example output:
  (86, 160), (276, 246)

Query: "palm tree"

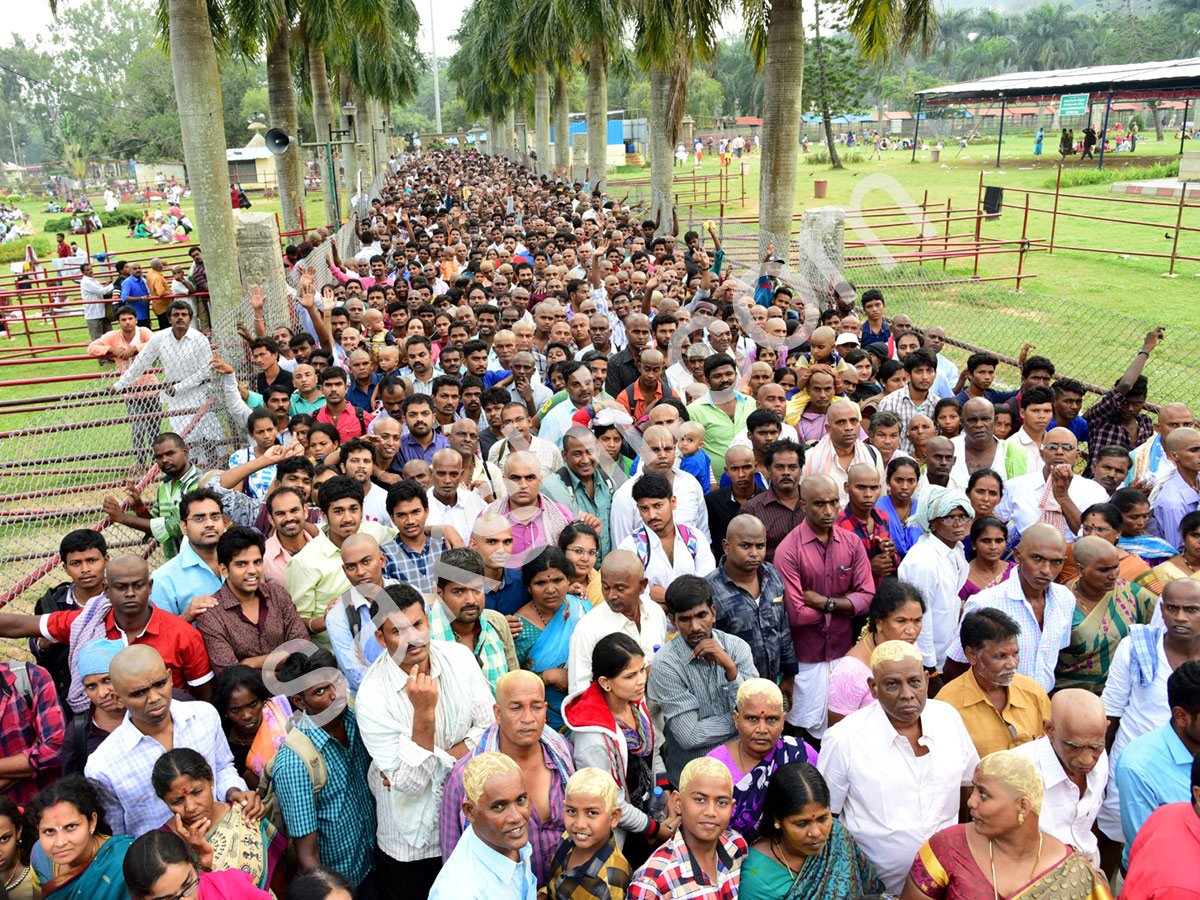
(449, 0), (526, 158)
(565, 0), (628, 192)
(227, 0), (306, 234)
(636, 0), (730, 236)
(1016, 4), (1082, 71)
(553, 71), (571, 175)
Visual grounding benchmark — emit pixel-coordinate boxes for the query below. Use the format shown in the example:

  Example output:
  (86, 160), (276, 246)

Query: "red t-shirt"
(41, 605), (213, 691)
(315, 404), (374, 442)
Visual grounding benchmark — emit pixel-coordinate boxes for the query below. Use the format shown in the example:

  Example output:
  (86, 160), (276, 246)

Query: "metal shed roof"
(916, 57), (1200, 105)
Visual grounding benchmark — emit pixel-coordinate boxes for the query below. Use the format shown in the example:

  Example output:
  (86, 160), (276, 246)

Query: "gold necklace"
(988, 832), (1042, 900)
(771, 840), (805, 894)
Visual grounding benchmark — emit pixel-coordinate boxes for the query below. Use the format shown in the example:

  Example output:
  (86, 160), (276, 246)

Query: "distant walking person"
(1082, 127), (1097, 160)
(1034, 128), (1044, 155)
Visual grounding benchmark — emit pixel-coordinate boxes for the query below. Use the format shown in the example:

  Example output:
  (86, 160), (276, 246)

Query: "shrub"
(804, 148), (865, 165)
(3, 193), (23, 202)
(1045, 159), (1179, 189)
(0, 236), (52, 265)
(44, 204), (147, 233)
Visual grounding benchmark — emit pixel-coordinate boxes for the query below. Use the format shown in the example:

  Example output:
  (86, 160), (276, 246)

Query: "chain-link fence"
(0, 168), (383, 659)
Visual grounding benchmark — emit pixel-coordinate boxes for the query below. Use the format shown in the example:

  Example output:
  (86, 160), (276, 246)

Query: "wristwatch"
(824, 596), (838, 613)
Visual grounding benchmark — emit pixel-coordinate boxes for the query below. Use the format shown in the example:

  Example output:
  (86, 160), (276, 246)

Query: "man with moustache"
(427, 548), (518, 693)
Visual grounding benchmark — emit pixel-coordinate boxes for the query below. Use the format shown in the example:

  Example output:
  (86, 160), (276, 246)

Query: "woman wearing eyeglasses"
(123, 831), (270, 900)
(559, 522), (603, 607)
(29, 775), (134, 900)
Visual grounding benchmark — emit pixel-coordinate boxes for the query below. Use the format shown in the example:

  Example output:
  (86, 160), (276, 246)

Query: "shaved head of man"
(1045, 688), (1107, 782)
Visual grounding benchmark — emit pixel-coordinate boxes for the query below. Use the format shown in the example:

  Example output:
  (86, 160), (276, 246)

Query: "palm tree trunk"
(306, 37), (339, 226)
(337, 72), (359, 214)
(167, 0), (238, 353)
(554, 71), (570, 177)
(587, 39), (608, 193)
(266, 27), (303, 234)
(648, 62), (674, 238)
(1150, 101), (1165, 141)
(506, 106), (517, 161)
(758, 0), (804, 260)
(534, 68), (550, 174)
(488, 113), (499, 156)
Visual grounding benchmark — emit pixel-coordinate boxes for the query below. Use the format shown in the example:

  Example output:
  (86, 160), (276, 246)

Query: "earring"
(1018, 813), (1025, 825)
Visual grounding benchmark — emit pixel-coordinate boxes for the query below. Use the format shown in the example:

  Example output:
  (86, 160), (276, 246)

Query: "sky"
(3, 0), (478, 53)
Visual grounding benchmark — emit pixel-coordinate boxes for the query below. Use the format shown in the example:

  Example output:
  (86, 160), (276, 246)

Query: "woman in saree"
(559, 522), (603, 608)
(707, 679), (816, 838)
(827, 579), (925, 726)
(211, 665), (293, 791)
(29, 775), (133, 900)
(151, 748), (286, 897)
(959, 516), (1016, 604)
(1111, 487), (1178, 565)
(740, 761), (884, 900)
(1053, 502), (1160, 593)
(1152, 509), (1200, 587)
(513, 547), (592, 730)
(124, 831), (270, 900)
(877, 457), (922, 558)
(902, 750), (1111, 900)
(1055, 536), (1159, 694)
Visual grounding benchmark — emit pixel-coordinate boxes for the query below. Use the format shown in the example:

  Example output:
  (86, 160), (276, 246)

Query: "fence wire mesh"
(0, 173), (377, 659)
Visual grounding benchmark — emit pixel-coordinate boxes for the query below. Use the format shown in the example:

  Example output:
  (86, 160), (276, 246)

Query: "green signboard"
(1059, 94), (1089, 116)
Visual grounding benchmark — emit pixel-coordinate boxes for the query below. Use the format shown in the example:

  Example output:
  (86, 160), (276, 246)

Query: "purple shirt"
(439, 726), (574, 886)
(485, 496), (573, 567)
(397, 430), (449, 465)
(775, 520), (875, 663)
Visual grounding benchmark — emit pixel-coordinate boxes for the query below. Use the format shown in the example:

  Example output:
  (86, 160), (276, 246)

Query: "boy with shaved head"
(429, 752), (537, 900)
(628, 757), (746, 900)
(547, 768), (632, 900)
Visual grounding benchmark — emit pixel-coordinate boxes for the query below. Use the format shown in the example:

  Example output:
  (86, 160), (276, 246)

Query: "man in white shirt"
(997, 427), (1108, 542)
(609, 425), (711, 545)
(487, 402), (562, 479)
(617, 473), (716, 604)
(1013, 688), (1108, 868)
(567, 549), (669, 694)
(949, 397), (1024, 487)
(427, 448), (487, 539)
(819, 640), (979, 894)
(356, 582), (496, 899)
(945, 524), (1075, 693)
(897, 486), (972, 673)
(925, 326), (960, 394)
(79, 262), (114, 343)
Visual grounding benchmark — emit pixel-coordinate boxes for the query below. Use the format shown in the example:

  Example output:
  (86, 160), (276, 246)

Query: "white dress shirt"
(86, 700), (247, 836)
(729, 422), (802, 452)
(356, 640), (496, 862)
(427, 486), (487, 540)
(567, 596), (670, 695)
(946, 576), (1075, 692)
(996, 469), (1109, 542)
(818, 699), (979, 893)
(80, 275), (114, 320)
(112, 326), (220, 442)
(1013, 735), (1107, 867)
(898, 532), (969, 671)
(487, 433), (563, 480)
(609, 467), (710, 549)
(617, 524), (717, 593)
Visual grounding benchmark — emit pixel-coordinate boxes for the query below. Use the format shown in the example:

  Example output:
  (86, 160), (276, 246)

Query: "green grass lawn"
(610, 136), (1200, 326)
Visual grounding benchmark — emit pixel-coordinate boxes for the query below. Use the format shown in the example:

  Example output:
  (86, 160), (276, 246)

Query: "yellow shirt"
(937, 668), (1050, 759)
(784, 357), (851, 424)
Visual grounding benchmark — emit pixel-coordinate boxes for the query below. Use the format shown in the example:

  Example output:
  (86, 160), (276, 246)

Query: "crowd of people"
(0, 147), (1197, 900)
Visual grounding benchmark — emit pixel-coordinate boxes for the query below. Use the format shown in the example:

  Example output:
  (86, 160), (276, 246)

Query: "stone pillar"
(233, 212), (292, 364)
(795, 206), (846, 310)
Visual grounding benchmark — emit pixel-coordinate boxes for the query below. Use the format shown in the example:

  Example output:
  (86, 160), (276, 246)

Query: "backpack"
(632, 524), (700, 569)
(255, 723), (330, 835)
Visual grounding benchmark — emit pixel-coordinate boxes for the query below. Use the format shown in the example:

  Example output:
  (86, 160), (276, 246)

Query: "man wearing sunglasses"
(995, 426), (1110, 543)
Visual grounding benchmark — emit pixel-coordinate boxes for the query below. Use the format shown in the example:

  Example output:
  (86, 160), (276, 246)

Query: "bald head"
(431, 448), (461, 469)
(724, 445), (754, 469)
(107, 554), (150, 584)
(401, 459), (432, 487)
(1045, 688), (1107, 779)
(1046, 426), (1075, 446)
(495, 669), (544, 706)
(1164, 426), (1200, 454)
(340, 532), (381, 559)
(1050, 688), (1105, 731)
(1072, 535), (1118, 570)
(801, 473), (838, 501)
(600, 548), (645, 582)
(726, 514), (766, 545)
(109, 644), (166, 689)
(1020, 522), (1067, 550)
(963, 397), (994, 420)
(1163, 577), (1200, 608)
